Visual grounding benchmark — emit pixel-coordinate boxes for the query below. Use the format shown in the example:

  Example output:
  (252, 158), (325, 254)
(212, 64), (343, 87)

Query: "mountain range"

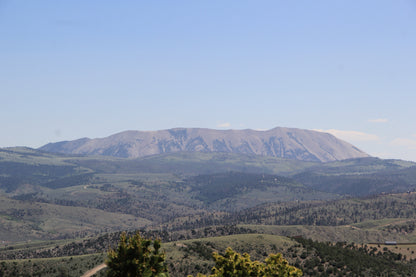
(39, 127), (369, 162)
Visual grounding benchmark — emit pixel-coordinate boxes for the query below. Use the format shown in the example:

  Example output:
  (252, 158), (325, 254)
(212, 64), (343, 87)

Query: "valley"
(1, 144), (416, 275)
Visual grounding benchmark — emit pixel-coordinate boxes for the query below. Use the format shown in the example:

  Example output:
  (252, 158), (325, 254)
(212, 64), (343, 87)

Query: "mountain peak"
(39, 127), (369, 162)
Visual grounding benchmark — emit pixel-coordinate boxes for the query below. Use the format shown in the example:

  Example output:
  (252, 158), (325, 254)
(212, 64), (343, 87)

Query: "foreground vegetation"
(0, 231), (415, 276)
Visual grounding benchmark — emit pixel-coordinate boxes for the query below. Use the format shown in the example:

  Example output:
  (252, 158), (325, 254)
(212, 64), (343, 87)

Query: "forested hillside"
(1, 229), (415, 276)
(0, 147), (415, 242)
(164, 192), (416, 234)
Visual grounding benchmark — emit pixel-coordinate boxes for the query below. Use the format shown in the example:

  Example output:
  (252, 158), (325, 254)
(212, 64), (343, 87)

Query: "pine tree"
(106, 232), (169, 277)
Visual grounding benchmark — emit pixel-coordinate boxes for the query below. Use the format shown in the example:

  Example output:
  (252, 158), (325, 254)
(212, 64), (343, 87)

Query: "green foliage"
(106, 232), (169, 277)
(217, 192), (416, 228)
(188, 172), (302, 204)
(294, 237), (413, 276)
(0, 194), (150, 242)
(292, 158), (416, 196)
(0, 254), (105, 277)
(261, 253), (303, 277)
(189, 247), (302, 277)
(41, 173), (93, 189)
(0, 161), (78, 191)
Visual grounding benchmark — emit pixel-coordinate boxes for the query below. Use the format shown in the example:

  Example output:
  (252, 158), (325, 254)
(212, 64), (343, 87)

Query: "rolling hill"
(1, 147), (416, 242)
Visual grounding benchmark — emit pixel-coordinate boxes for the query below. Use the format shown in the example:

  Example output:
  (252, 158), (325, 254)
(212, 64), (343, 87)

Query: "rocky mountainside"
(39, 127), (369, 162)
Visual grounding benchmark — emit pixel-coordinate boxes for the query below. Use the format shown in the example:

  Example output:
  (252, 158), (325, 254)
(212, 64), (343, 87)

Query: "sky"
(1, 1), (416, 161)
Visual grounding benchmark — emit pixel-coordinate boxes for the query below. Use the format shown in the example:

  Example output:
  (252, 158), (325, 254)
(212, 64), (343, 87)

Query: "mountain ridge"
(39, 127), (369, 162)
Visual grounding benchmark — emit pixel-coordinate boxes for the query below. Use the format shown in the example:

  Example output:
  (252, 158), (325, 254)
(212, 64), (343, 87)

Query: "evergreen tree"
(106, 232), (169, 277)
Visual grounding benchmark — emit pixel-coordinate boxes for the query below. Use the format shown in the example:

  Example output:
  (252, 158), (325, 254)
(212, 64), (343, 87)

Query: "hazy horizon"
(1, 1), (415, 161)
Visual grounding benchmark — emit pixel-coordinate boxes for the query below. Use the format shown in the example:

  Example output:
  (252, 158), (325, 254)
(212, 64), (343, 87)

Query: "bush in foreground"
(189, 247), (302, 277)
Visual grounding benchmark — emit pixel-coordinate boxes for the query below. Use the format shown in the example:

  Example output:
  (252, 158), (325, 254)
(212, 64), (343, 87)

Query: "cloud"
(217, 122), (231, 128)
(314, 129), (380, 142)
(390, 138), (416, 150)
(368, 118), (388, 123)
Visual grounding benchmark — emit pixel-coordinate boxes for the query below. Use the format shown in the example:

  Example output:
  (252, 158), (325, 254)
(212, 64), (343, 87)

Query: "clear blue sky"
(1, 1), (415, 161)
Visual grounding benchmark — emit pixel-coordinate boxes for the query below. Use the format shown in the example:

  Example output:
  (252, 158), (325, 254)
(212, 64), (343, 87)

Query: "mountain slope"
(0, 194), (150, 241)
(39, 127), (369, 162)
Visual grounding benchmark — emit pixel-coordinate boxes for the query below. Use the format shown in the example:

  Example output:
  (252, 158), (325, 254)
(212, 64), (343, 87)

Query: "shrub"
(189, 247), (302, 277)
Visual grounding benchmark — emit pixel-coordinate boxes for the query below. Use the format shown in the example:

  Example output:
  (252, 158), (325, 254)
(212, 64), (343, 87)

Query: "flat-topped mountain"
(39, 127), (369, 162)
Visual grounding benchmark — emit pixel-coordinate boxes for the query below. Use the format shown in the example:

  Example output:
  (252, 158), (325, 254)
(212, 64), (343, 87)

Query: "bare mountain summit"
(39, 127), (369, 162)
